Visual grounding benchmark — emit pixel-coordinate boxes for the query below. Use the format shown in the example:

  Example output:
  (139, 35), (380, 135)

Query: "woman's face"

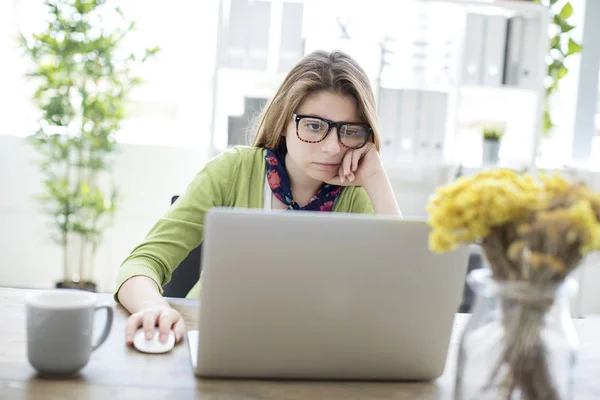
(284, 90), (362, 183)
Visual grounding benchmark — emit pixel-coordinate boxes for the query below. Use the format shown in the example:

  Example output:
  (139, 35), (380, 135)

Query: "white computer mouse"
(132, 328), (175, 354)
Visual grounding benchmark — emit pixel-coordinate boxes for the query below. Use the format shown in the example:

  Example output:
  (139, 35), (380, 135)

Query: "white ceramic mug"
(25, 289), (113, 376)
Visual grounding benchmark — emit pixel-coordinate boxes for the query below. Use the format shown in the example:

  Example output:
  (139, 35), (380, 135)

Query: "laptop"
(187, 208), (469, 381)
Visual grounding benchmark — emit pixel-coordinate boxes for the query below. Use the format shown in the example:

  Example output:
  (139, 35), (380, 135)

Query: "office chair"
(161, 195), (203, 298)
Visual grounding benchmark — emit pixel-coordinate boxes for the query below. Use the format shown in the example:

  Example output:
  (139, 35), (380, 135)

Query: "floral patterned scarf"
(264, 146), (342, 211)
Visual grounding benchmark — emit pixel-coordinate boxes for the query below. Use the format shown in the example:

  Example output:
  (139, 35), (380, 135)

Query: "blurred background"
(1, 0), (600, 314)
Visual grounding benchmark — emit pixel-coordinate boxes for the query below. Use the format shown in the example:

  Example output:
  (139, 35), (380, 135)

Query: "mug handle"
(92, 305), (114, 351)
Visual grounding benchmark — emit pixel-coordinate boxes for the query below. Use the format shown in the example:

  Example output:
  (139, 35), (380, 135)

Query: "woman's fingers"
(173, 318), (186, 343)
(157, 310), (180, 343)
(125, 307), (186, 346)
(343, 151), (353, 178)
(351, 149), (360, 172)
(334, 145), (376, 186)
(125, 313), (144, 345)
(142, 310), (160, 339)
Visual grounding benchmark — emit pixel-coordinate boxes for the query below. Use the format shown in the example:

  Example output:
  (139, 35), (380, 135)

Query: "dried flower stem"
(480, 226), (520, 280)
(482, 295), (559, 400)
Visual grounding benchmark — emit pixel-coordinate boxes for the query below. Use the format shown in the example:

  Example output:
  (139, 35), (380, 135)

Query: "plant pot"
(55, 280), (97, 292)
(61, 233), (97, 292)
(454, 268), (579, 400)
(482, 139), (500, 165)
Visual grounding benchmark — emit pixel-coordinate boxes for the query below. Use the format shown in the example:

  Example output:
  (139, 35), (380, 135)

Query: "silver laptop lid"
(191, 208), (469, 380)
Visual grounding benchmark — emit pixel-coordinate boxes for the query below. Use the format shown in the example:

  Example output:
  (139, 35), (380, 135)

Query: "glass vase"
(454, 268), (579, 400)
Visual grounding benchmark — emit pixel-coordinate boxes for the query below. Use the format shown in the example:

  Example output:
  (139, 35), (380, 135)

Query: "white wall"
(0, 135), (209, 293)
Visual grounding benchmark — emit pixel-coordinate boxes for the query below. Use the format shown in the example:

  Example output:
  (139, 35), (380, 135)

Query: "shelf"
(378, 83), (457, 94)
(416, 0), (548, 18)
(377, 83), (539, 96)
(459, 85), (538, 97)
(209, 0), (549, 172)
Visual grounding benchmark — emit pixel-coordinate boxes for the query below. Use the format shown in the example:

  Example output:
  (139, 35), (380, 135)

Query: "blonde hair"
(251, 50), (380, 151)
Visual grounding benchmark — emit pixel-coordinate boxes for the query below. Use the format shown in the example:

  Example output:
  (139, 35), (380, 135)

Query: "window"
(590, 71), (600, 169)
(2, 0), (219, 148)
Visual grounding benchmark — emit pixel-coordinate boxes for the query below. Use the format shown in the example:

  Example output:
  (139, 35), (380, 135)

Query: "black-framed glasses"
(293, 113), (372, 149)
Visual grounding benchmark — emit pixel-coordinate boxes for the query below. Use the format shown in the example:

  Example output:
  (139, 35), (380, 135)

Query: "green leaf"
(148, 45), (161, 55)
(547, 59), (564, 78)
(546, 83), (558, 97)
(141, 45), (160, 63)
(557, 65), (568, 80)
(127, 21), (137, 33)
(554, 15), (575, 33)
(543, 110), (554, 133)
(567, 38), (582, 55)
(559, 2), (573, 19)
(550, 35), (560, 49)
(549, 59), (568, 82)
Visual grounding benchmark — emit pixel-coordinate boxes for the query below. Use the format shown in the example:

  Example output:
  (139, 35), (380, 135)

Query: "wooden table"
(1, 287), (599, 400)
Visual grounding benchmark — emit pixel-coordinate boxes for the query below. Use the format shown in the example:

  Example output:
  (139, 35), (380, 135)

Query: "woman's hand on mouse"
(125, 306), (186, 345)
(325, 142), (384, 187)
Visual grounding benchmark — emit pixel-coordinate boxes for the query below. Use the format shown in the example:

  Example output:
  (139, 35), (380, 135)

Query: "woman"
(116, 50), (402, 345)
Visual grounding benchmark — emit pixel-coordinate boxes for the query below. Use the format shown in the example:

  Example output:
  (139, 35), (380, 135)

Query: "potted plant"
(427, 169), (600, 399)
(19, 0), (159, 291)
(482, 126), (503, 165)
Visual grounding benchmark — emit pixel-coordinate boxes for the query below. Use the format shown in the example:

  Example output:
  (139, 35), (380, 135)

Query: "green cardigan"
(115, 146), (374, 300)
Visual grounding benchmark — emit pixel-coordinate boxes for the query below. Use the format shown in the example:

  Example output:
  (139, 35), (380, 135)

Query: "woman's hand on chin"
(324, 142), (384, 187)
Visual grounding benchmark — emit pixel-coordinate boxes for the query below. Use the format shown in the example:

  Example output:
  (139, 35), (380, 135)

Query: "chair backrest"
(161, 195), (203, 298)
(458, 250), (483, 313)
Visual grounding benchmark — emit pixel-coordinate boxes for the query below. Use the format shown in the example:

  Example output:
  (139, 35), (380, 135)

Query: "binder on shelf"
(503, 16), (525, 86)
(278, 2), (305, 73)
(503, 16), (540, 90)
(415, 91), (448, 161)
(462, 13), (485, 86)
(378, 88), (450, 163)
(221, 0), (271, 70)
(397, 90), (419, 160)
(417, 91), (433, 161)
(426, 92), (448, 160)
(377, 88), (400, 158)
(520, 17), (542, 90)
(482, 15), (508, 87)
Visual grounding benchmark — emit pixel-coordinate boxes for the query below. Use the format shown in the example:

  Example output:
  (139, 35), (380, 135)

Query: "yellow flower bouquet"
(427, 169), (600, 399)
